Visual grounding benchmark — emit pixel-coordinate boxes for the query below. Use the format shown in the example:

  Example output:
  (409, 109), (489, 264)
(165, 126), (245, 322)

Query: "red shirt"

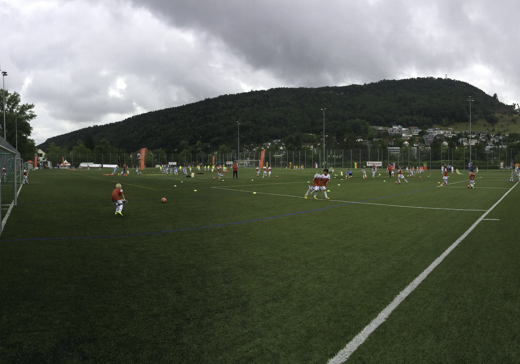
(444, 170), (448, 176)
(233, 163), (238, 171)
(469, 172), (475, 180)
(313, 176), (320, 186)
(388, 166), (393, 172)
(112, 188), (123, 201)
(320, 174), (330, 186)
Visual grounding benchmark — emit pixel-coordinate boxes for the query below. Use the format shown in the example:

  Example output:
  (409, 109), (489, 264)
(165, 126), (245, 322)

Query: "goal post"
(0, 137), (21, 236)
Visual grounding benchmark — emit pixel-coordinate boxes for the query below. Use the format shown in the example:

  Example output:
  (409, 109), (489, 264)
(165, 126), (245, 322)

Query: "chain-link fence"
(24, 147), (520, 171)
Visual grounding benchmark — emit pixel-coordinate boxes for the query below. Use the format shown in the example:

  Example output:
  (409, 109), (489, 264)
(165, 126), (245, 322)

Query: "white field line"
(450, 187), (510, 190)
(327, 181), (518, 364)
(211, 187), (487, 212)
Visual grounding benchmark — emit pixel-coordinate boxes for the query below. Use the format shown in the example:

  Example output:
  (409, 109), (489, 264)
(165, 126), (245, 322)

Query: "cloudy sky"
(1, 0), (520, 146)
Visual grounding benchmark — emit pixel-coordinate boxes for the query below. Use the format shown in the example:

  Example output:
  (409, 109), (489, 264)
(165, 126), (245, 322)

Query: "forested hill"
(39, 77), (515, 152)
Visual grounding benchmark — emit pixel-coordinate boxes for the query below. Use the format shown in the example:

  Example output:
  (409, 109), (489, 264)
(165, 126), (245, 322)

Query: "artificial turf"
(1, 167), (518, 363)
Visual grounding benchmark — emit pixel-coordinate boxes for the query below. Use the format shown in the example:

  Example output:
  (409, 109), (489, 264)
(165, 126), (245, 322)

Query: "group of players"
(3, 165), (29, 184)
(304, 168), (331, 200)
(255, 165), (272, 177)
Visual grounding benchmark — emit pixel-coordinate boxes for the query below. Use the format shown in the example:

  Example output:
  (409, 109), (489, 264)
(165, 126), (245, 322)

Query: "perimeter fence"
(23, 146), (520, 171)
(1, 137), (22, 236)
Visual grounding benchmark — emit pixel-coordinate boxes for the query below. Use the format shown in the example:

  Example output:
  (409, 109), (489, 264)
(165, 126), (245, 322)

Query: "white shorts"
(320, 186), (327, 191)
(398, 174), (404, 179)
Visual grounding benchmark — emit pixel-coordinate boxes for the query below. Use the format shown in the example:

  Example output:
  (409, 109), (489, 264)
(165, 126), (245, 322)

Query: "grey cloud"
(3, 0), (520, 145)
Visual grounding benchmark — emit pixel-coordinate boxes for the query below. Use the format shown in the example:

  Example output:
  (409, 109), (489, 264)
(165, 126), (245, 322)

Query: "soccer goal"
(0, 137), (21, 236)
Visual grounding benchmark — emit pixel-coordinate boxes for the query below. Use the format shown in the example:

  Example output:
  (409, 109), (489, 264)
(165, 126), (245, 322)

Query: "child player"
(2, 165), (6, 182)
(362, 167), (367, 179)
(442, 166), (449, 185)
(510, 167), (515, 182)
(469, 170), (476, 188)
(23, 168), (29, 184)
(268, 166), (272, 177)
(317, 168), (331, 199)
(371, 165), (376, 178)
(256, 166), (260, 177)
(397, 166), (408, 184)
(112, 183), (126, 216)
(262, 165), (267, 178)
(304, 172), (321, 199)
(217, 165), (223, 180)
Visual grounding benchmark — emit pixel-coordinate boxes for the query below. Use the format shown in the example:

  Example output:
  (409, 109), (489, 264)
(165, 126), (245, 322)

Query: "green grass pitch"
(1, 167), (519, 363)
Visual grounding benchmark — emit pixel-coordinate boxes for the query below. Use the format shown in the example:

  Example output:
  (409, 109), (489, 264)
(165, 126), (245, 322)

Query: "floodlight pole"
(468, 96), (474, 167)
(2, 71), (7, 140)
(237, 121), (240, 164)
(321, 108), (326, 167)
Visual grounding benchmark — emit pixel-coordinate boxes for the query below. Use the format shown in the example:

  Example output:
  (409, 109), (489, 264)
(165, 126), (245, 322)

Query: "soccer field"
(1, 168), (519, 363)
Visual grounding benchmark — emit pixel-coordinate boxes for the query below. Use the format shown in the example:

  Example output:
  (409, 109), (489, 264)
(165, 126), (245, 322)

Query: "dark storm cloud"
(127, 0), (466, 84)
(129, 0), (520, 93)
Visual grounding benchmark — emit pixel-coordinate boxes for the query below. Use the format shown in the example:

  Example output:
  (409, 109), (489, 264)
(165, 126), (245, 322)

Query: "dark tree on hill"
(38, 78), (513, 153)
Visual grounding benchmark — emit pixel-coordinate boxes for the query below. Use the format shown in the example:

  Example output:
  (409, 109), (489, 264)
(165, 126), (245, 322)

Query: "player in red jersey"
(397, 167), (408, 184)
(305, 172), (321, 199)
(442, 166), (449, 185)
(316, 169), (331, 199)
(111, 183), (126, 216)
(469, 171), (476, 188)
(23, 168), (29, 184)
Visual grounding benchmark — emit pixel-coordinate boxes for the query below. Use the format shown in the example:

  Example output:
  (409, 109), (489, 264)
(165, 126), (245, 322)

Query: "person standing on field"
(387, 164), (393, 178)
(23, 168), (29, 184)
(112, 183), (126, 216)
(443, 166), (449, 185)
(232, 161), (238, 179)
(317, 168), (331, 199)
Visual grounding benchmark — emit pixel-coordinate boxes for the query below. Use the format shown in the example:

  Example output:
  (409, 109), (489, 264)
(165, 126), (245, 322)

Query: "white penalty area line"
(211, 186), (486, 212)
(327, 181), (518, 364)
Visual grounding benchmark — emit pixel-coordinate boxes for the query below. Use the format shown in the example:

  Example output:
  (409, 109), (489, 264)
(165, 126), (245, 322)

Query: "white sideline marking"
(483, 218), (499, 221)
(327, 182), (518, 364)
(211, 187), (487, 212)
